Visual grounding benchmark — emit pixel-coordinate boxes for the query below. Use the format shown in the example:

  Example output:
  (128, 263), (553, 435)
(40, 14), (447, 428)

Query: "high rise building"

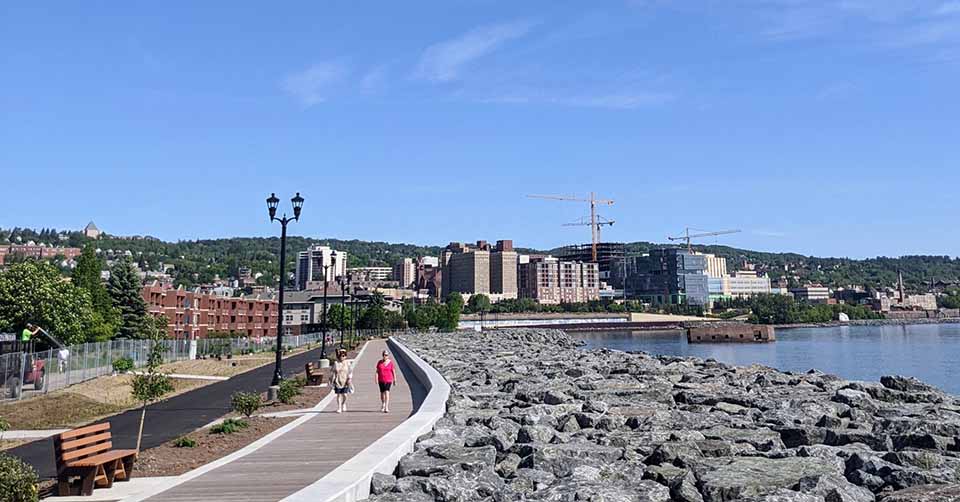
(519, 256), (600, 304)
(394, 258), (417, 289)
(447, 247), (490, 295)
(557, 242), (625, 286)
(295, 245), (347, 290)
(441, 240), (517, 298)
(489, 240), (518, 299)
(623, 248), (710, 306)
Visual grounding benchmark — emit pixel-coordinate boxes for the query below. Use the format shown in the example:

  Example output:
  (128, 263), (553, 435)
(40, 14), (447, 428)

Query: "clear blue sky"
(2, 1), (958, 258)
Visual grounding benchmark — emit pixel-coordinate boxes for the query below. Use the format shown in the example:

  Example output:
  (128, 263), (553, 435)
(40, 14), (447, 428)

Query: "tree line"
(714, 294), (881, 325)
(0, 244), (162, 345)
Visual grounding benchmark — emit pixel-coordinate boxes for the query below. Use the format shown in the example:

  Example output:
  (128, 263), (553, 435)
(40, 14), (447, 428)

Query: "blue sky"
(1, 1), (958, 258)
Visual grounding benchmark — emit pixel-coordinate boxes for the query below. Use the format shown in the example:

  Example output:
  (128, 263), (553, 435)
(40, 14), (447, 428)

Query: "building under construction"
(556, 242), (626, 287)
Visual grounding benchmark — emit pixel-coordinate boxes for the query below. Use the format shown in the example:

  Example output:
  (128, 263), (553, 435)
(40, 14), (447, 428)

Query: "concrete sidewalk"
(130, 339), (421, 502)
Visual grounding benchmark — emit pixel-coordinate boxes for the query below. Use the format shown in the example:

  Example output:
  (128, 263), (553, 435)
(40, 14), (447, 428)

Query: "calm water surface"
(573, 323), (960, 395)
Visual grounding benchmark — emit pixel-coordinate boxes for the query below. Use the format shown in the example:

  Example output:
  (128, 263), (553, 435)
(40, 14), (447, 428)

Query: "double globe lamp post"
(266, 192), (304, 387)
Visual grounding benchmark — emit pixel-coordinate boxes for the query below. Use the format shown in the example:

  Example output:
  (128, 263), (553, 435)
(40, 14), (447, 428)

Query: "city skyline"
(3, 2), (959, 258)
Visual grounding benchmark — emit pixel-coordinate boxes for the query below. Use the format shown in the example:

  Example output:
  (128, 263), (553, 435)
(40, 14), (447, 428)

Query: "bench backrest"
(54, 423), (113, 468)
(305, 362), (317, 374)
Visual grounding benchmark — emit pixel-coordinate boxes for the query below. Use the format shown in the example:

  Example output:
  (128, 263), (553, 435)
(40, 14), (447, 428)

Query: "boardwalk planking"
(145, 339), (417, 502)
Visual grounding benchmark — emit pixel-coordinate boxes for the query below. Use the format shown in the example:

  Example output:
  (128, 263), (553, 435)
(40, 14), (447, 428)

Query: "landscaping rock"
(370, 473), (396, 495)
(369, 329), (960, 502)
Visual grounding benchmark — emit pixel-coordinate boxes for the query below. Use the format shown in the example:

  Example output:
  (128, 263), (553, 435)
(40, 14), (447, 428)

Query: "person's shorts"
(334, 386), (350, 395)
(378, 382), (393, 392)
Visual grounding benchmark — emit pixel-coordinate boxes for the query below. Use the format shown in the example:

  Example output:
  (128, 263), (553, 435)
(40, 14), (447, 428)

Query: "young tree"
(0, 261), (96, 345)
(130, 326), (174, 452)
(108, 257), (149, 338)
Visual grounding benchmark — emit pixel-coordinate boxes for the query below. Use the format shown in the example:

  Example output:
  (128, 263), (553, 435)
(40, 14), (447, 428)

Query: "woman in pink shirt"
(375, 350), (397, 413)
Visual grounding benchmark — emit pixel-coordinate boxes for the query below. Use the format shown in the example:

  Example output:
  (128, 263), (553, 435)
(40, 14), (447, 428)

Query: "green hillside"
(3, 227), (958, 292)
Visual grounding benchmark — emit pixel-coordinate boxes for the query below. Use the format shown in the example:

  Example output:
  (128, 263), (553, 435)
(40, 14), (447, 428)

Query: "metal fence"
(0, 329), (392, 403)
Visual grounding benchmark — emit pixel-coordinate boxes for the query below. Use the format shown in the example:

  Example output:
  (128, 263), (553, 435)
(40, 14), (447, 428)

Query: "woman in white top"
(331, 349), (353, 413)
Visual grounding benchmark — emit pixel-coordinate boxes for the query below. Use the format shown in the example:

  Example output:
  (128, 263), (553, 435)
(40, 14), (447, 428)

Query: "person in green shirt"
(21, 323), (39, 342)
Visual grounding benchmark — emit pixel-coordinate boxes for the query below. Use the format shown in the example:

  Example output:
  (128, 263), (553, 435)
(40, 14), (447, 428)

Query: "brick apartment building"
(142, 281), (278, 339)
(518, 256), (600, 304)
(0, 244), (82, 265)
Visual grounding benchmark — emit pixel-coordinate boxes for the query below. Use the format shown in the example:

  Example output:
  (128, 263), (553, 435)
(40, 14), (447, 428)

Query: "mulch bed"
(132, 353), (347, 478)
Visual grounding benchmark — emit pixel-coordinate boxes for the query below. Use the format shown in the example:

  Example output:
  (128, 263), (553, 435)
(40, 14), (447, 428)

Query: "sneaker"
(336, 408), (342, 414)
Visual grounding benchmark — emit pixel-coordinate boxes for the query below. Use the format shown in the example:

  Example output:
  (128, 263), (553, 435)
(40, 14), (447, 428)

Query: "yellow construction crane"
(563, 216), (615, 251)
(528, 192), (614, 261)
(668, 228), (742, 253)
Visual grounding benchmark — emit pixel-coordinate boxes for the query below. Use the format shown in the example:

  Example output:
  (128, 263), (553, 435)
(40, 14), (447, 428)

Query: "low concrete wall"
(281, 337), (450, 502)
(459, 317), (629, 330)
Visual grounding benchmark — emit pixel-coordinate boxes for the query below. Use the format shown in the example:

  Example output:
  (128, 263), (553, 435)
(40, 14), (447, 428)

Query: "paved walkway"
(141, 339), (422, 502)
(9, 345), (338, 479)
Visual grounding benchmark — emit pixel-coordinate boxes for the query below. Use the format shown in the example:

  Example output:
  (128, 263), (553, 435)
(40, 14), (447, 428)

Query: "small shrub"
(277, 378), (303, 404)
(112, 357), (134, 374)
(231, 392), (262, 418)
(210, 418), (248, 435)
(172, 436), (197, 448)
(0, 453), (39, 502)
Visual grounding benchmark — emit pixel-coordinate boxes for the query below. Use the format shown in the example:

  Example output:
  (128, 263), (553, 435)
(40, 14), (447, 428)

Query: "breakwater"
(370, 329), (960, 501)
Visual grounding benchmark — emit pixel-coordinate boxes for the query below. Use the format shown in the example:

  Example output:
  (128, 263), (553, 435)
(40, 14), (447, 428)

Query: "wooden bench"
(305, 362), (325, 386)
(54, 423), (137, 496)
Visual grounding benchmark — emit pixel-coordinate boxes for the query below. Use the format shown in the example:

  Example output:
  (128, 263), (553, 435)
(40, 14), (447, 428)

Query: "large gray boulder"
(695, 456), (842, 501)
(878, 484), (960, 501)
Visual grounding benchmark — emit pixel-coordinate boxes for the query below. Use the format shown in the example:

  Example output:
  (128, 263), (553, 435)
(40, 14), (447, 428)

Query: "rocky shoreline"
(370, 329), (960, 501)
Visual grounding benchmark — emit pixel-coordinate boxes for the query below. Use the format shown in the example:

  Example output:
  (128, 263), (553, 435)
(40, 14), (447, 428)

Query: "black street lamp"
(337, 275), (349, 349)
(346, 274), (353, 348)
(266, 192), (304, 386)
(320, 263), (331, 358)
(352, 283), (360, 346)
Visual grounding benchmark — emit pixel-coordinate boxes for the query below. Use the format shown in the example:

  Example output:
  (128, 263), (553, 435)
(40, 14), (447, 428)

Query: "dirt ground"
(160, 358), (267, 378)
(135, 416), (296, 477)
(0, 377), (205, 430)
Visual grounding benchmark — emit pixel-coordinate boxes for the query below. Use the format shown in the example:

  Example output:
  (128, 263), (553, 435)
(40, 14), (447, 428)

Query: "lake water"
(573, 323), (960, 395)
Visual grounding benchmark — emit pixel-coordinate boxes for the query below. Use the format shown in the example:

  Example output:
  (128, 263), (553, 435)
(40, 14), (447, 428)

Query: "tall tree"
(440, 293), (464, 331)
(108, 257), (149, 338)
(0, 261), (95, 345)
(467, 294), (491, 314)
(73, 244), (120, 340)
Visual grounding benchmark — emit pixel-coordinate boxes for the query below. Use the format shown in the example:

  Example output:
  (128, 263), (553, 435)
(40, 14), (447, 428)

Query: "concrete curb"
(120, 341), (371, 502)
(281, 336), (450, 502)
(2, 429), (69, 439)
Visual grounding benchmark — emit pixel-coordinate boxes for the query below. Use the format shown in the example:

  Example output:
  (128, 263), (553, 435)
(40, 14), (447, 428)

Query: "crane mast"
(667, 228), (742, 253)
(528, 192), (615, 261)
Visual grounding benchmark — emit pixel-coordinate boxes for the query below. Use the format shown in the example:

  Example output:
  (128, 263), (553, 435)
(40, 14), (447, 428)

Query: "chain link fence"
(0, 328), (392, 403)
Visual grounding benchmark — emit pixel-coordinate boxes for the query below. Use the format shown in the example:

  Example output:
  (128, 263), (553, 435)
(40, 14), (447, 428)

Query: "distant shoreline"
(774, 317), (960, 329)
